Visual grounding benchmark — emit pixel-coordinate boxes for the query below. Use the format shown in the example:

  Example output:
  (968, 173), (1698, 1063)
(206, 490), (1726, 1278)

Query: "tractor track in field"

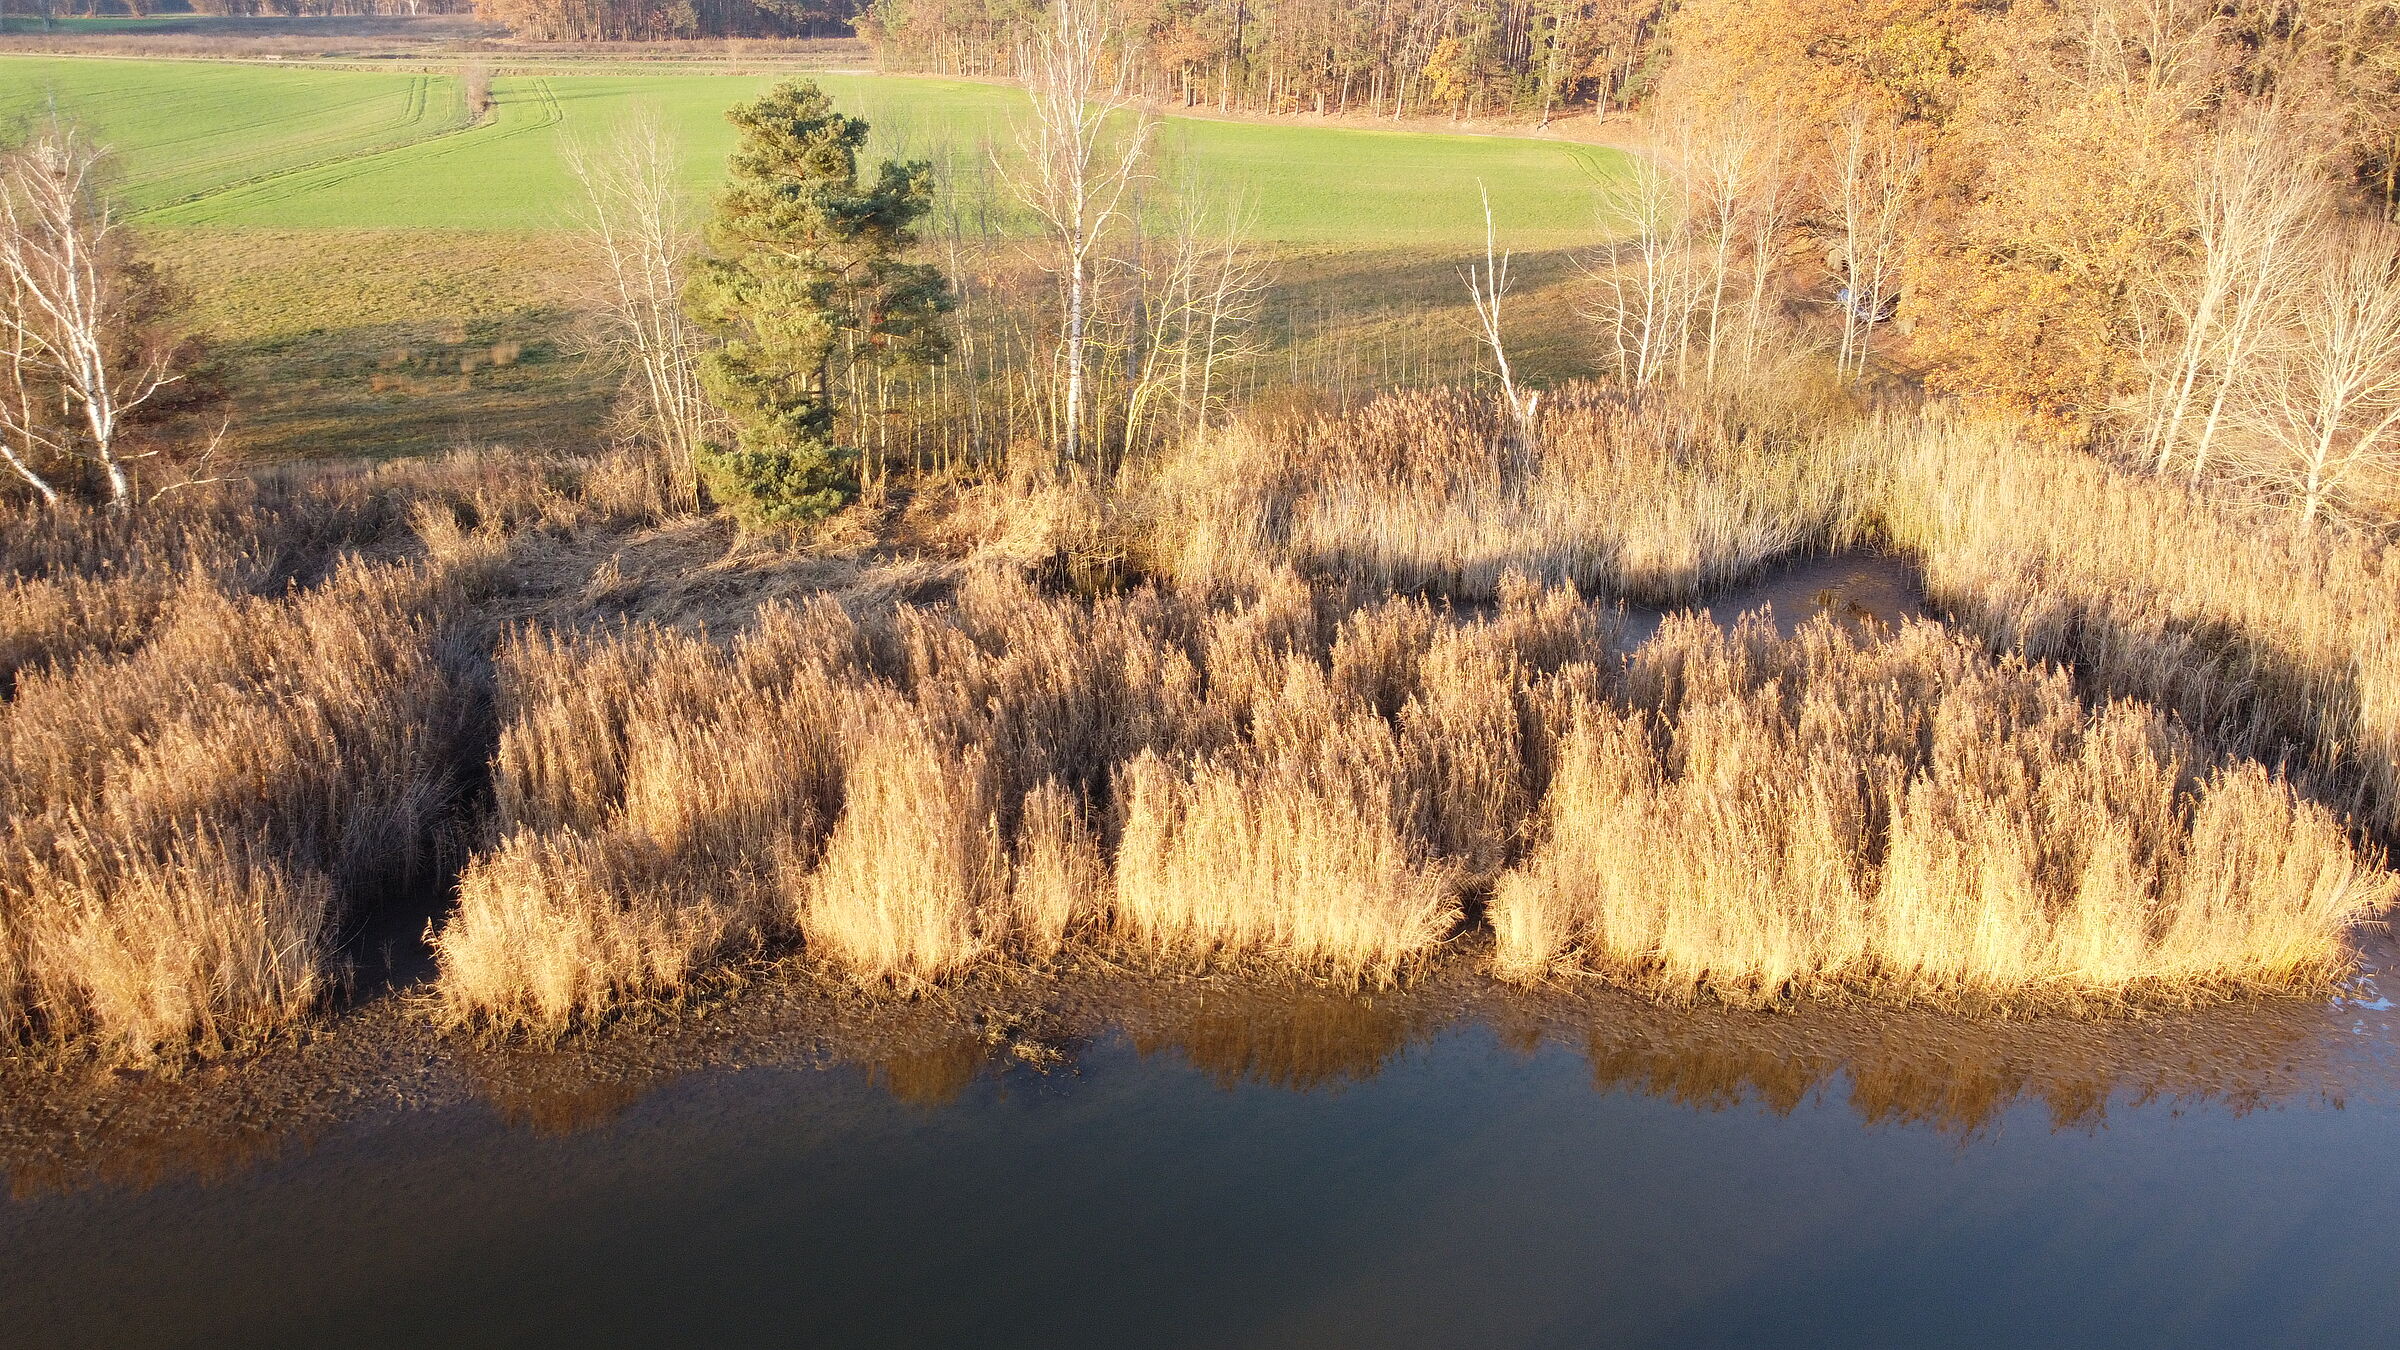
(135, 74), (566, 226)
(128, 71), (478, 223)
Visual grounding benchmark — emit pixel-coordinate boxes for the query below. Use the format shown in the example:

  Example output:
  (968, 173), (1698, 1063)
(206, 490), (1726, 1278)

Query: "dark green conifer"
(687, 80), (951, 525)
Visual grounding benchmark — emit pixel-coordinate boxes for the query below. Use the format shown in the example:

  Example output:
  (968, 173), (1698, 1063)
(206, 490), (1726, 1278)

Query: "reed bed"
(1855, 413), (2400, 836)
(434, 569), (1622, 1031)
(1492, 615), (2388, 1003)
(437, 540), (2385, 1028)
(1140, 387), (1855, 604)
(1145, 383), (2400, 843)
(12, 382), (2400, 1056)
(0, 560), (467, 1060)
(0, 448), (685, 1063)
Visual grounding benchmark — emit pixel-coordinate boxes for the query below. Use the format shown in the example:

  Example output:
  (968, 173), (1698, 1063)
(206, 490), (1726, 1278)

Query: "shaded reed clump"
(1491, 614), (2392, 1004)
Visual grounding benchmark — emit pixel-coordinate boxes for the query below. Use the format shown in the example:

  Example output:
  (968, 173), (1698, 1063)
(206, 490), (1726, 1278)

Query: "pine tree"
(687, 80), (952, 525)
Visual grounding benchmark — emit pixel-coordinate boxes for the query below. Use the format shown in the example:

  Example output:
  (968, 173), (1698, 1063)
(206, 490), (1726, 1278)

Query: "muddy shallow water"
(8, 550), (2398, 1348)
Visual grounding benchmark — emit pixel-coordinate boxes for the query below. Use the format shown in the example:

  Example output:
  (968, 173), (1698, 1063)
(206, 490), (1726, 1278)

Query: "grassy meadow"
(0, 54), (1618, 459)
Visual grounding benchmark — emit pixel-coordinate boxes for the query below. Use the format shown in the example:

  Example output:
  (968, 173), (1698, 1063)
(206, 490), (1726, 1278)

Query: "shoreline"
(5, 929), (2389, 1200)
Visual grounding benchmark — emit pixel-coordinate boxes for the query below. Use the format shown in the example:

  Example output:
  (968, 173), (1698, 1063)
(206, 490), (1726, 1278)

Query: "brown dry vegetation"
(1493, 614), (2381, 1002)
(6, 380), (2400, 1060)
(0, 448), (683, 1062)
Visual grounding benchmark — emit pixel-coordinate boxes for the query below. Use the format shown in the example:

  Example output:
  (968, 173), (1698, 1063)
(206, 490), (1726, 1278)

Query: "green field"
(0, 54), (1618, 457)
(0, 56), (1622, 245)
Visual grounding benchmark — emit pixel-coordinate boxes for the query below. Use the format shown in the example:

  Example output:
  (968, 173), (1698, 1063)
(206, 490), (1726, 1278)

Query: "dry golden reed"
(12, 384), (2398, 1056)
(0, 559), (465, 1061)
(1853, 411), (2400, 835)
(1492, 614), (2390, 1003)
(1141, 387), (1855, 604)
(0, 448), (681, 1062)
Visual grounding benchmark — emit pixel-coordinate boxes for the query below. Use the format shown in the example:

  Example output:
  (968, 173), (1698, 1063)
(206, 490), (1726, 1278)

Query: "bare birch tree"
(563, 111), (709, 507)
(1121, 192), (1273, 453)
(1, 251), (64, 506)
(2231, 223), (2400, 526)
(1008, 0), (1155, 474)
(1825, 112), (1920, 383)
(1587, 143), (1692, 389)
(1465, 183), (1538, 428)
(1586, 110), (1795, 395)
(0, 128), (186, 508)
(2142, 102), (2325, 479)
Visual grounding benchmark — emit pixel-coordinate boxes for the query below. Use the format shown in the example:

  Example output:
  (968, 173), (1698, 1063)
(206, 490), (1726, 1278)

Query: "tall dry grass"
(0, 560), (468, 1060)
(1853, 412), (2400, 835)
(1140, 387), (1855, 603)
(0, 447), (688, 1062)
(16, 382), (2397, 1054)
(1492, 615), (2389, 1002)
(433, 566), (1621, 1027)
(1141, 381), (2400, 848)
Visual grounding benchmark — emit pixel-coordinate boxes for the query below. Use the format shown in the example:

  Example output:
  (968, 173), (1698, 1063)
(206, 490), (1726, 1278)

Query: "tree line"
(0, 0), (477, 21)
(467, 0), (855, 41)
(865, 0), (1669, 121)
(1605, 0), (2400, 524)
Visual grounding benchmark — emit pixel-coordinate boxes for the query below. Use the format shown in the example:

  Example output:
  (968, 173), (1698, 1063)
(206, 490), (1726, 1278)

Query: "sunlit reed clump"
(1492, 614), (2392, 1003)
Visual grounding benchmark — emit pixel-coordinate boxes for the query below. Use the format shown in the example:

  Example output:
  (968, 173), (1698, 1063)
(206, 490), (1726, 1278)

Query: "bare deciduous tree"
(2142, 101), (2325, 479)
(563, 112), (709, 506)
(1464, 183), (1538, 428)
(1825, 112), (1920, 383)
(2231, 223), (2400, 526)
(1122, 191), (1275, 454)
(1586, 109), (1793, 394)
(0, 128), (187, 508)
(1588, 143), (1692, 390)
(1008, 0), (1155, 474)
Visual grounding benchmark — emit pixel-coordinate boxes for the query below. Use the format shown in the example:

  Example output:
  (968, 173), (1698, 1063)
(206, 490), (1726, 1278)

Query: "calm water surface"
(5, 984), (2398, 1350)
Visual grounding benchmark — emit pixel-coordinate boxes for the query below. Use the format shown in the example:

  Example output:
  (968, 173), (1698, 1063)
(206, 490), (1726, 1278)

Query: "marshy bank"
(1, 383), (2396, 1071)
(9, 383), (2400, 1346)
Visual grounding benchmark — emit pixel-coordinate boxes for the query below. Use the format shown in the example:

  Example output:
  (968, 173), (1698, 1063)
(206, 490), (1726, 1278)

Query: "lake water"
(7, 551), (2396, 1349)
(5, 959), (2397, 1350)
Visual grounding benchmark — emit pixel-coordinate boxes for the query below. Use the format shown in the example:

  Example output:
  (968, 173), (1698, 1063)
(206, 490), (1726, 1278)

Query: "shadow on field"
(223, 307), (611, 461)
